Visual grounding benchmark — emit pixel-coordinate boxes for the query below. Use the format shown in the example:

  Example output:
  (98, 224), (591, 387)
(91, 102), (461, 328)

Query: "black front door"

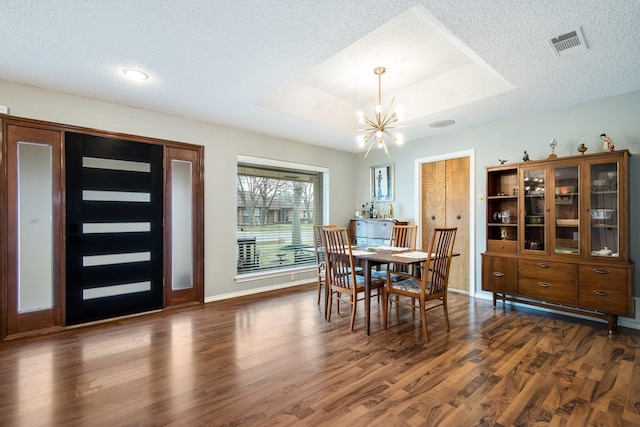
(65, 132), (163, 325)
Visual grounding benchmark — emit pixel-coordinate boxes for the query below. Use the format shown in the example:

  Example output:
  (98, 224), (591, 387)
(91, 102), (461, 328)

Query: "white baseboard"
(474, 291), (640, 331)
(619, 296), (640, 330)
(205, 279), (313, 303)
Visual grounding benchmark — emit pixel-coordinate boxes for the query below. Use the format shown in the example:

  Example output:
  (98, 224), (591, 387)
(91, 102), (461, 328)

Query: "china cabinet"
(481, 150), (632, 332)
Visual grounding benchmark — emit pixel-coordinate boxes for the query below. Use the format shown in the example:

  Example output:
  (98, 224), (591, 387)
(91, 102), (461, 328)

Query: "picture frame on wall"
(371, 163), (394, 202)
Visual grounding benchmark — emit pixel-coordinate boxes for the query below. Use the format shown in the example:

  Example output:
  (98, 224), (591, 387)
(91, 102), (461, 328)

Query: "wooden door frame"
(414, 149), (476, 296)
(1, 115), (205, 340)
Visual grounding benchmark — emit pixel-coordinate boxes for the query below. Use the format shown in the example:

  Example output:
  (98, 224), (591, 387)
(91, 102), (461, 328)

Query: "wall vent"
(548, 27), (587, 57)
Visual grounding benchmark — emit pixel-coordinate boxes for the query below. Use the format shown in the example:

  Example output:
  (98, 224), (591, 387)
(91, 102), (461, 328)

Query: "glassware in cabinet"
(522, 167), (546, 252)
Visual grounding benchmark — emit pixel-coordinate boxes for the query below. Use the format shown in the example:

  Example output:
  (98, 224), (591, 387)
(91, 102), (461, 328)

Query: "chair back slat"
(389, 225), (417, 249)
(425, 228), (457, 295)
(313, 224), (336, 265)
(390, 224), (418, 274)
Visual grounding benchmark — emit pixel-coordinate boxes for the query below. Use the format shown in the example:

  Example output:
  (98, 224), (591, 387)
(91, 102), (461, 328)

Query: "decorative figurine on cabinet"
(578, 143), (588, 155)
(522, 151), (529, 161)
(548, 138), (558, 159)
(498, 159), (508, 165)
(601, 133), (614, 151)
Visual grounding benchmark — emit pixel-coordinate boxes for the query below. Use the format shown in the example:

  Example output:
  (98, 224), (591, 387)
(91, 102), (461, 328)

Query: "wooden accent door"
(164, 146), (204, 306)
(421, 157), (470, 292)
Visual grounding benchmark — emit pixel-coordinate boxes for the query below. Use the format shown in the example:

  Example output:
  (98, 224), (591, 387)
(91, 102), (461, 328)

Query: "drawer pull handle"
(593, 290), (609, 296)
(538, 282), (552, 288)
(593, 269), (609, 274)
(492, 272), (504, 277)
(537, 263), (551, 268)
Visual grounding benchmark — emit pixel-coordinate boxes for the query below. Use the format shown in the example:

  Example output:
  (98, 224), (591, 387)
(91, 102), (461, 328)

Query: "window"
(236, 156), (328, 275)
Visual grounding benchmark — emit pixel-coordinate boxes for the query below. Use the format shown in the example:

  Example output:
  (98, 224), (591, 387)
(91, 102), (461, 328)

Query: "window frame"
(236, 155), (329, 278)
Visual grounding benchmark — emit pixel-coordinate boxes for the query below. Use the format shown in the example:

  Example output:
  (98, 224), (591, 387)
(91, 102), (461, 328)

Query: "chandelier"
(355, 67), (407, 158)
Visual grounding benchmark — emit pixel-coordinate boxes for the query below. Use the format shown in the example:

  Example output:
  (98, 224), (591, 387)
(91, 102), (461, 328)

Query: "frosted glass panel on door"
(18, 142), (53, 312)
(171, 160), (193, 290)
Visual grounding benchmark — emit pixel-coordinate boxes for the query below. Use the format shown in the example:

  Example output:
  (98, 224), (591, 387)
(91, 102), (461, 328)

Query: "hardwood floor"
(1, 284), (639, 426)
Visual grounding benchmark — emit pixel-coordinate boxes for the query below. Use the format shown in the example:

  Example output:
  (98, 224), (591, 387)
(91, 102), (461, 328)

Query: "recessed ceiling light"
(429, 119), (456, 128)
(123, 68), (149, 81)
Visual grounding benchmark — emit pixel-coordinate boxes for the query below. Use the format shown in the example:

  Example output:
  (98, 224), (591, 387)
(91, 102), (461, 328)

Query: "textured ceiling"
(1, 1), (639, 153)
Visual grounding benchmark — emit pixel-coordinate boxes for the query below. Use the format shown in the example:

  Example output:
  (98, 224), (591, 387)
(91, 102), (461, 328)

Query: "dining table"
(349, 246), (435, 335)
(312, 243), (459, 335)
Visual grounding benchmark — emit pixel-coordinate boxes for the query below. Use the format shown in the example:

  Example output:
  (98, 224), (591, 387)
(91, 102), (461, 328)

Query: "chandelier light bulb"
(357, 110), (364, 118)
(375, 104), (382, 114)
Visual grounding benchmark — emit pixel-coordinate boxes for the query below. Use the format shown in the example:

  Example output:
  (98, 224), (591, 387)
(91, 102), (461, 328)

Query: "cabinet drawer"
(487, 240), (517, 253)
(578, 266), (630, 315)
(373, 220), (392, 239)
(482, 255), (516, 294)
(518, 259), (576, 282)
(517, 277), (576, 305)
(354, 220), (368, 238)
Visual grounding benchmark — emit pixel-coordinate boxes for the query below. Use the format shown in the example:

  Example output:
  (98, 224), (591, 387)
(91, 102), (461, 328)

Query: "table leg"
(363, 259), (371, 335)
(324, 268), (330, 319)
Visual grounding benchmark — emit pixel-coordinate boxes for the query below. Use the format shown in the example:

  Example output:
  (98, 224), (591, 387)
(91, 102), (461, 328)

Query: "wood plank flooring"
(1, 284), (639, 426)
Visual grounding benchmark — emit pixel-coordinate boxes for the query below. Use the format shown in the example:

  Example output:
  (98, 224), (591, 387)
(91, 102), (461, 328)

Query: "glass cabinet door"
(588, 160), (619, 258)
(522, 168), (546, 252)
(552, 165), (580, 255)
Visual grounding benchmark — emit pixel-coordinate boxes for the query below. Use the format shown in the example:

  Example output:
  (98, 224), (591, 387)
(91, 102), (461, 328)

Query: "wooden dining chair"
(322, 227), (384, 331)
(313, 224), (336, 319)
(382, 227), (457, 340)
(371, 224), (418, 281)
(313, 224), (336, 306)
(389, 224), (417, 249)
(386, 223), (419, 308)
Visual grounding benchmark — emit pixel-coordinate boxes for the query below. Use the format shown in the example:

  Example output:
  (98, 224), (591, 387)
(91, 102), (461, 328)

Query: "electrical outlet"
(477, 194), (485, 203)
(0, 105), (8, 114)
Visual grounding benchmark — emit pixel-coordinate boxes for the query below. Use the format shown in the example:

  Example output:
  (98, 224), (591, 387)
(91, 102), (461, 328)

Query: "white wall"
(355, 90), (640, 322)
(1, 80), (358, 299)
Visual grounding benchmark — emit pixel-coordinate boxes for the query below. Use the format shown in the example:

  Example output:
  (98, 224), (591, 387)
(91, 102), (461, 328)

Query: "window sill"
(234, 265), (315, 283)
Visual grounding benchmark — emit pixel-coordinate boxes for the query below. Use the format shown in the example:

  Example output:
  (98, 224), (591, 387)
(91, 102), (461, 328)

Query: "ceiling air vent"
(548, 27), (587, 57)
